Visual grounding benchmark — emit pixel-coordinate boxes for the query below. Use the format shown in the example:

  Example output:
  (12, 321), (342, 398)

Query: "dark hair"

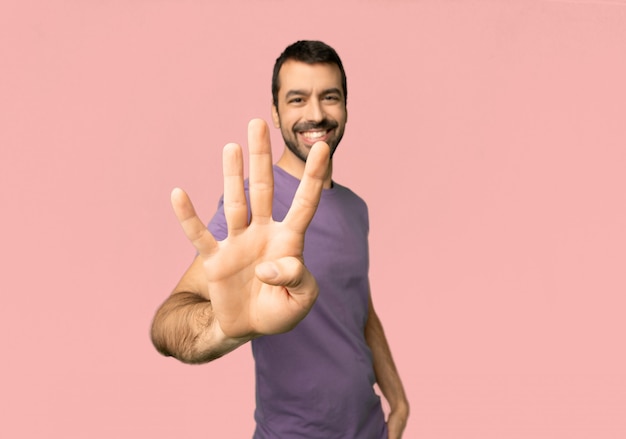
(271, 40), (347, 107)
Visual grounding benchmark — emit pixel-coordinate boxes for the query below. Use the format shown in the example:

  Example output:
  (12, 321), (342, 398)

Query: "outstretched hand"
(171, 119), (330, 339)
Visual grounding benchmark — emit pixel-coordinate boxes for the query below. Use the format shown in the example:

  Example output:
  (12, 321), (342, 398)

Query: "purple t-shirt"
(208, 166), (387, 439)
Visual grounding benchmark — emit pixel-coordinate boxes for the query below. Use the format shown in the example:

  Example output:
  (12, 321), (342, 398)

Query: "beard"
(281, 118), (345, 162)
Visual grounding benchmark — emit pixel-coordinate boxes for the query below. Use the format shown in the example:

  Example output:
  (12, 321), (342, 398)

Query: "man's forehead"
(277, 60), (343, 93)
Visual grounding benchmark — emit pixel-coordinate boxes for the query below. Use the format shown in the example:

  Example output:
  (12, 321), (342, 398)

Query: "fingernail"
(257, 262), (279, 279)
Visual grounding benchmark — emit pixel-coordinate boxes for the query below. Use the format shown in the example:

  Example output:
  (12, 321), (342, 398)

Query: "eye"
(324, 95), (340, 102)
(288, 97), (304, 104)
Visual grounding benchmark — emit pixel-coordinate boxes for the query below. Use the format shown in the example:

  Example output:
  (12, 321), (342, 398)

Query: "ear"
(271, 103), (280, 128)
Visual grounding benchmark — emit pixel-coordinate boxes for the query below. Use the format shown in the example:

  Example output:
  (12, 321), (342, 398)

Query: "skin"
(151, 119), (331, 362)
(271, 60), (347, 186)
(151, 60), (409, 437)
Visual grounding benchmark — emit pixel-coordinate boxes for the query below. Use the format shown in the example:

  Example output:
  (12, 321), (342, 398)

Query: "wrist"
(390, 398), (410, 418)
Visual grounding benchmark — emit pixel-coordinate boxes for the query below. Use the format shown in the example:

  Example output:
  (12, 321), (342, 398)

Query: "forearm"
(151, 292), (248, 364)
(365, 302), (409, 416)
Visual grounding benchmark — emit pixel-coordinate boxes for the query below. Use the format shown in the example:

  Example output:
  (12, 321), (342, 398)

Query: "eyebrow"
(285, 88), (343, 99)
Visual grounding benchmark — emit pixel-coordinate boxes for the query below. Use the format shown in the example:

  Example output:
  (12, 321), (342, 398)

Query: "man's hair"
(272, 40), (347, 108)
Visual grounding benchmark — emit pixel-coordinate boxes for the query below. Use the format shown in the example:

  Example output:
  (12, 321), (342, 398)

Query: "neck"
(276, 148), (333, 189)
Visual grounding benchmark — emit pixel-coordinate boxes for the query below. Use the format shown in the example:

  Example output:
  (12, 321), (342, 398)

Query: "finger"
(256, 257), (319, 300)
(282, 141), (331, 233)
(222, 143), (248, 235)
(247, 119), (274, 224)
(171, 187), (218, 255)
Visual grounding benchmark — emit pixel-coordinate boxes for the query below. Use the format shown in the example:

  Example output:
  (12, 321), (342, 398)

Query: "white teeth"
(302, 131), (326, 140)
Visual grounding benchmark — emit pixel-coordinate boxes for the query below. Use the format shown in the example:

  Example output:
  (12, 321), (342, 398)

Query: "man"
(151, 40), (409, 438)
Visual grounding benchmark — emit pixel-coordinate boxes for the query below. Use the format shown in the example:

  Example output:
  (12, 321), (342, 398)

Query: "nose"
(304, 98), (324, 122)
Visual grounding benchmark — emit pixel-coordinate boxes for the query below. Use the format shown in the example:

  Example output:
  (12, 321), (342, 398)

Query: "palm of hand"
(172, 119), (330, 340)
(204, 219), (310, 337)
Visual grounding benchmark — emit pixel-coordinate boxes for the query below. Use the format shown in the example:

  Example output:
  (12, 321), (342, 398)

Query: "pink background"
(2, 0), (625, 437)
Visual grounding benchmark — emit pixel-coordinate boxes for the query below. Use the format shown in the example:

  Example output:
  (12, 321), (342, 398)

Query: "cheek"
(330, 108), (347, 123)
(277, 111), (297, 130)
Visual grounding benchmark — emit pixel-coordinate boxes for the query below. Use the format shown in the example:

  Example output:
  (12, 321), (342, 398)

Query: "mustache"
(293, 119), (338, 132)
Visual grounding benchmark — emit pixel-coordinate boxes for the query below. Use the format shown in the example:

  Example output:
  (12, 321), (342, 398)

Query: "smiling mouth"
(299, 129), (331, 143)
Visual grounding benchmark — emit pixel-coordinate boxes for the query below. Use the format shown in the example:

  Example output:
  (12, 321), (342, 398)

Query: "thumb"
(255, 257), (318, 294)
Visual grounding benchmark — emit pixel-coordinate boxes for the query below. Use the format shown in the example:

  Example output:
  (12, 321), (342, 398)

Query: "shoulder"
(332, 182), (368, 210)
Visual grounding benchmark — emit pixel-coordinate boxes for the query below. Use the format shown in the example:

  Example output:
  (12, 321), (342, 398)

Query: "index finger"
(282, 141), (331, 233)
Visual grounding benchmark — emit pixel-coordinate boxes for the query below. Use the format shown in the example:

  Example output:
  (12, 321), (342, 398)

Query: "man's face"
(272, 60), (347, 162)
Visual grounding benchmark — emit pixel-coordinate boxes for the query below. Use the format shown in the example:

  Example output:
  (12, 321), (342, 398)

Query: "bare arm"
(151, 119), (330, 364)
(151, 256), (247, 363)
(365, 292), (410, 439)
